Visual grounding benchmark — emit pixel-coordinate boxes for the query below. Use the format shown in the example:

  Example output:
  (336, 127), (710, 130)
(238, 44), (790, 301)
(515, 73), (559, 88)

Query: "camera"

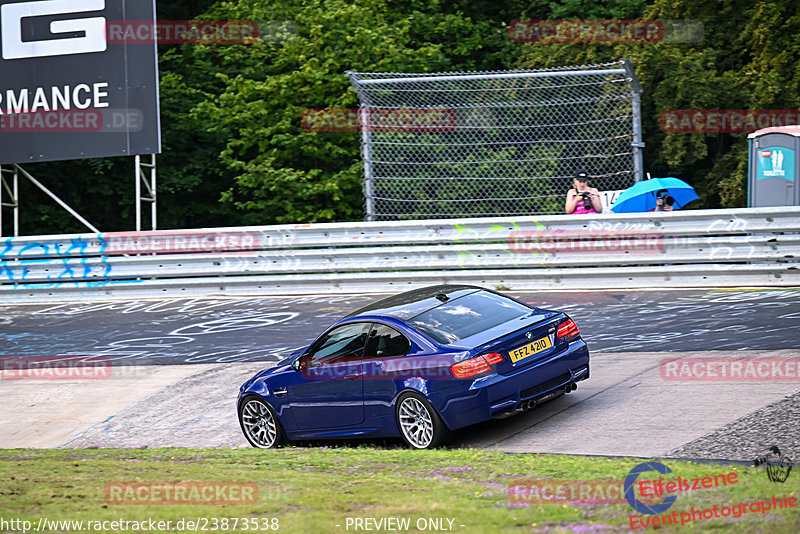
(657, 190), (675, 207)
(577, 191), (592, 210)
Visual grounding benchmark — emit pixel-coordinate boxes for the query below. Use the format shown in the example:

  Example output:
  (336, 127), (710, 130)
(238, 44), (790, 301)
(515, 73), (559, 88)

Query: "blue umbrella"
(610, 177), (699, 213)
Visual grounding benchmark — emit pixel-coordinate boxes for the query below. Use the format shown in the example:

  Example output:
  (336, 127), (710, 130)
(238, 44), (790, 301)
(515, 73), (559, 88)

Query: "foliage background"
(6, 0), (798, 234)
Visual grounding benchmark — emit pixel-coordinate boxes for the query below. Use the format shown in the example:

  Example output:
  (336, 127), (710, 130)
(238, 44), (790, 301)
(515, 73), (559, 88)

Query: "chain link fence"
(347, 60), (643, 221)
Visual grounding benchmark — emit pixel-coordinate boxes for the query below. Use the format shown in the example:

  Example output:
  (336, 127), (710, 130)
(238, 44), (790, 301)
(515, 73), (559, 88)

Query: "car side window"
(364, 324), (411, 359)
(307, 323), (370, 367)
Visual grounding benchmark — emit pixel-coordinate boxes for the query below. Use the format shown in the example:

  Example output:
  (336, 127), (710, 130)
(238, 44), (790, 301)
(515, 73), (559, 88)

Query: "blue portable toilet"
(748, 125), (800, 207)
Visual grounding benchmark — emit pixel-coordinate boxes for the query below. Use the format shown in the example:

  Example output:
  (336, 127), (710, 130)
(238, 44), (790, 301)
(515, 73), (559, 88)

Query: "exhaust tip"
(571, 383), (578, 391)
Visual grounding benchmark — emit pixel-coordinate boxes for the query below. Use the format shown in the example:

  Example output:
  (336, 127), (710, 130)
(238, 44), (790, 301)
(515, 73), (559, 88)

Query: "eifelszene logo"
(624, 462), (678, 515)
(625, 461), (740, 518)
(1, 0), (108, 60)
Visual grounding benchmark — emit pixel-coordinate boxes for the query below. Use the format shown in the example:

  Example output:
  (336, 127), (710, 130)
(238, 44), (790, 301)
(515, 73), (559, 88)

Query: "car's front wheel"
(396, 392), (451, 449)
(239, 397), (285, 448)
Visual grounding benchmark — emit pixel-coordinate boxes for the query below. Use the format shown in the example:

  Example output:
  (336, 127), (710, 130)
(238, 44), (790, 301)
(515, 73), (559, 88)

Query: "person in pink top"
(565, 170), (602, 214)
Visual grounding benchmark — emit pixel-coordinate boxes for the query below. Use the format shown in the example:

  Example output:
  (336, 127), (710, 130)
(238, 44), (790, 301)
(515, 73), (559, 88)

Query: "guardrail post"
(361, 109), (376, 222)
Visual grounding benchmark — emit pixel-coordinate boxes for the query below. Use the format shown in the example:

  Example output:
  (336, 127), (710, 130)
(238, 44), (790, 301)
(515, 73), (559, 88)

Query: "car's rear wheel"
(396, 392), (451, 449)
(239, 397), (285, 448)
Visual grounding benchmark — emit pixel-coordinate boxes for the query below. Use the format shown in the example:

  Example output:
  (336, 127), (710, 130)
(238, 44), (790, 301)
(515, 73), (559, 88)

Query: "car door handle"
(273, 387), (287, 396)
(343, 374), (361, 381)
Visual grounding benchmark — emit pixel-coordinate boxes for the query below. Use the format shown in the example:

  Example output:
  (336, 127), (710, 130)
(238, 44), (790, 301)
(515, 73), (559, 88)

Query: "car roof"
(345, 285), (484, 321)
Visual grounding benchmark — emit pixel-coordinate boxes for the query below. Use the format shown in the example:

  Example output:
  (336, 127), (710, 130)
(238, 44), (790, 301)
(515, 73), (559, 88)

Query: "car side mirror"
(292, 355), (305, 371)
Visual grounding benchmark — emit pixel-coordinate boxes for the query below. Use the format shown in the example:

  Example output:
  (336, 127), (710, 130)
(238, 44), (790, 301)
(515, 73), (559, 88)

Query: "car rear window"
(407, 291), (532, 344)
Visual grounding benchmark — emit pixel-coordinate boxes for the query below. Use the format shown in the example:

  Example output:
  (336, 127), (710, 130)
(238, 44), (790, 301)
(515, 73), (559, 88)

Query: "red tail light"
(483, 352), (504, 365)
(451, 352), (505, 378)
(557, 318), (580, 339)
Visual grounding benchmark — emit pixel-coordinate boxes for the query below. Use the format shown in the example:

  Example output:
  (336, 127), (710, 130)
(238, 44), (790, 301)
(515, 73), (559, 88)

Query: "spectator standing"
(565, 170), (602, 214)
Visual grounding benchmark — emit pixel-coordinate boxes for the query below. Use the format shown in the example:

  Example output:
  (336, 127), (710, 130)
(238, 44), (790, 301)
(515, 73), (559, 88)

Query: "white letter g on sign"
(1, 0), (107, 60)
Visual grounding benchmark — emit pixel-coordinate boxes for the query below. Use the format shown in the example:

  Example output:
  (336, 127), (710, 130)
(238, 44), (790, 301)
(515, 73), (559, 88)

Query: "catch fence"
(347, 60), (643, 221)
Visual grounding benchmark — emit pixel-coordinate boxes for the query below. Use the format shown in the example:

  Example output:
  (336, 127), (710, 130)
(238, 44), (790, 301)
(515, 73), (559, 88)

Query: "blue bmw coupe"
(238, 285), (589, 449)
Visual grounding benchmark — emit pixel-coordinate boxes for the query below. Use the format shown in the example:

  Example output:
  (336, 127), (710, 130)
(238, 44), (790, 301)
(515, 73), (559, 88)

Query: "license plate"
(509, 335), (552, 363)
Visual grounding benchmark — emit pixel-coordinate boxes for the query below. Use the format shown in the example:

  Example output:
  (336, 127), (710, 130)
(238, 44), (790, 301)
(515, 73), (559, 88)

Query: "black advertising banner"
(0, 0), (160, 164)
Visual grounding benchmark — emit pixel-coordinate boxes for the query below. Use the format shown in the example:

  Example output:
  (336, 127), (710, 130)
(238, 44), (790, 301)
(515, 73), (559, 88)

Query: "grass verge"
(0, 447), (798, 533)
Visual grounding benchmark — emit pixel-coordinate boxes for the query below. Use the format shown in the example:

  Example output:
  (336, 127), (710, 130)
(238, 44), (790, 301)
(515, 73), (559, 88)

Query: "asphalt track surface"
(1, 288), (799, 456)
(2, 288), (799, 366)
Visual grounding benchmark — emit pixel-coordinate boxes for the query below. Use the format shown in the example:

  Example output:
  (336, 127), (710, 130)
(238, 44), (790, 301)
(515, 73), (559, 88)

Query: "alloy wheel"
(398, 397), (434, 448)
(241, 399), (278, 448)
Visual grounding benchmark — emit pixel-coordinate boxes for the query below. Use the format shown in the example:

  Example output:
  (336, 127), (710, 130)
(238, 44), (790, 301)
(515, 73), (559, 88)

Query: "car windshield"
(407, 291), (532, 344)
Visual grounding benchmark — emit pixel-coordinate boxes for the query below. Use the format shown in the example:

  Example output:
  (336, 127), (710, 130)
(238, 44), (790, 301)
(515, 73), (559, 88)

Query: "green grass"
(1, 447), (797, 533)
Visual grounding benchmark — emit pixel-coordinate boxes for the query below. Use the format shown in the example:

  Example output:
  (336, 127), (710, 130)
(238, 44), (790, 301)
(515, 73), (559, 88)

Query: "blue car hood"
(242, 353), (298, 389)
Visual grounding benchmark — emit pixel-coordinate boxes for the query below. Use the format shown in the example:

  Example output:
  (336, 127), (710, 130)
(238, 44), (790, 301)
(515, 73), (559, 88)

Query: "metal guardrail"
(1, 207), (798, 302)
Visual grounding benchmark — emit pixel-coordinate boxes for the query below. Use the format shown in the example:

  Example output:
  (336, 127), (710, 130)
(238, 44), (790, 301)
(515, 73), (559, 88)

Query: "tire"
(395, 392), (451, 449)
(238, 396), (286, 449)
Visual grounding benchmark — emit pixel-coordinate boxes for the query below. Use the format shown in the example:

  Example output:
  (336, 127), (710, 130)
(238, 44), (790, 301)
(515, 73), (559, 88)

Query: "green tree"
(515, 0), (800, 208)
(188, 0), (516, 224)
(11, 0), (797, 236)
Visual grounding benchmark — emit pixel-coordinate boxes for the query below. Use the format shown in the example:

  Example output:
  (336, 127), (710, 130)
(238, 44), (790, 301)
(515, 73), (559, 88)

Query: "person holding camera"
(565, 170), (603, 214)
(653, 189), (676, 211)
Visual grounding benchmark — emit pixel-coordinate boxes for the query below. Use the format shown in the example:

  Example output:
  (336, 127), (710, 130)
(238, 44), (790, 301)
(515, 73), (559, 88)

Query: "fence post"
(361, 108), (376, 222)
(623, 59), (645, 183)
